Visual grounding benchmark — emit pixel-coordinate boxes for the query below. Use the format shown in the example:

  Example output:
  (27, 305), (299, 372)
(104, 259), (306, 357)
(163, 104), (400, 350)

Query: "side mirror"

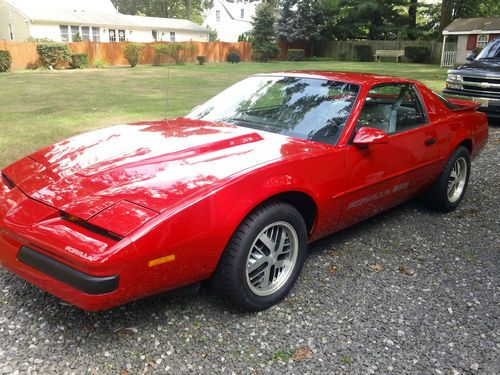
(466, 52), (476, 61)
(353, 126), (389, 147)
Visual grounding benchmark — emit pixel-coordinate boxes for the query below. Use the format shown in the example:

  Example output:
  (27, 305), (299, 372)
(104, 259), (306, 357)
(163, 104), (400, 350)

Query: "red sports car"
(0, 71), (489, 311)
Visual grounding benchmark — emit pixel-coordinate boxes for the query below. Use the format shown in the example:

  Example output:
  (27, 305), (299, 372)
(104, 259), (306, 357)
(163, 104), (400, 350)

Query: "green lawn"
(0, 61), (448, 168)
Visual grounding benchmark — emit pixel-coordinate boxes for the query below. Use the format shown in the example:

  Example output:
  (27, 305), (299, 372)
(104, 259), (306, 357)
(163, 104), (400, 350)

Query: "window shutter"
(466, 34), (477, 50)
(488, 34), (499, 42)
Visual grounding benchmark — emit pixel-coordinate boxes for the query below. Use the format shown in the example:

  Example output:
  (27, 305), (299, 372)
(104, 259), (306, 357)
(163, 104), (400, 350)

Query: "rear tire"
(211, 202), (307, 311)
(422, 146), (471, 212)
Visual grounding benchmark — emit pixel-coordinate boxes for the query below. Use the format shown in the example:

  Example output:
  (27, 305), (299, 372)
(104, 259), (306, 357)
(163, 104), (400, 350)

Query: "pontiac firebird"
(0, 72), (489, 311)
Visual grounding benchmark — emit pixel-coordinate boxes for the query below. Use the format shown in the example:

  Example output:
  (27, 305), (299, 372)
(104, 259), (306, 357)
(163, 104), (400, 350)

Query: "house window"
(81, 26), (90, 41)
(8, 23), (14, 40)
(60, 25), (69, 42)
(152, 30), (158, 41)
(241, 9), (244, 18)
(92, 27), (100, 42)
(477, 34), (488, 49)
(109, 29), (116, 42)
(216, 10), (221, 22)
(170, 31), (176, 42)
(118, 30), (126, 42)
(71, 25), (79, 41)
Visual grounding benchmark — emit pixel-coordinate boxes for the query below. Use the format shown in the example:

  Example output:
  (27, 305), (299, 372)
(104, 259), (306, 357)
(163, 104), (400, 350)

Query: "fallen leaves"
(292, 346), (314, 362)
(369, 263), (384, 272)
(399, 265), (413, 275)
(328, 265), (339, 273)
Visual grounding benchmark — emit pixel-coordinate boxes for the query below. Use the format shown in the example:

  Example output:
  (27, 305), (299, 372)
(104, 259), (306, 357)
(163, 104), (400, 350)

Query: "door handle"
(425, 138), (437, 146)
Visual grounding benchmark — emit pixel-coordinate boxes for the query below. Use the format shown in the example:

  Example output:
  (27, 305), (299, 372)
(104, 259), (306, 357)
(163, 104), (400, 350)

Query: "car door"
(340, 83), (442, 227)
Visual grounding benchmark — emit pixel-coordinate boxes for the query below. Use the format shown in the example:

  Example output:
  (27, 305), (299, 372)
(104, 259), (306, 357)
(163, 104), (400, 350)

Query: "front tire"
(212, 202), (307, 311)
(422, 146), (471, 212)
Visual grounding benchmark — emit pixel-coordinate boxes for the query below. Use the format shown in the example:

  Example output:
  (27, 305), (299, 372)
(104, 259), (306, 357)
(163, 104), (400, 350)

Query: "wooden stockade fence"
(0, 40), (253, 70)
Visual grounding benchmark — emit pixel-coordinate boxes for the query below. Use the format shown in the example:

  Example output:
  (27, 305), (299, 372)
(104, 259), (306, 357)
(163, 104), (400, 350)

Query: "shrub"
(227, 51), (241, 64)
(70, 53), (88, 69)
(0, 50), (12, 72)
(124, 43), (144, 67)
(36, 43), (71, 69)
(153, 43), (196, 66)
(252, 43), (279, 62)
(197, 55), (206, 65)
(354, 45), (373, 62)
(153, 44), (169, 66)
(72, 32), (82, 42)
(93, 59), (108, 69)
(287, 49), (305, 61)
(404, 46), (430, 63)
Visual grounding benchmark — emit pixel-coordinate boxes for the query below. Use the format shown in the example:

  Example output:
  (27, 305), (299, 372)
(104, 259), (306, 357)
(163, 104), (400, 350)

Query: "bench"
(374, 50), (405, 62)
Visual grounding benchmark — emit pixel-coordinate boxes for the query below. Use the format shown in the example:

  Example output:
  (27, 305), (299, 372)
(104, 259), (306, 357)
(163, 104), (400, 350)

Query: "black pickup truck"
(444, 38), (500, 120)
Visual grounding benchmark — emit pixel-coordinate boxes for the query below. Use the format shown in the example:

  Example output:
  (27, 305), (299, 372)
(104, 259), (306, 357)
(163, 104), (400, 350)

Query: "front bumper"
(17, 246), (119, 295)
(0, 178), (131, 311)
(443, 89), (500, 119)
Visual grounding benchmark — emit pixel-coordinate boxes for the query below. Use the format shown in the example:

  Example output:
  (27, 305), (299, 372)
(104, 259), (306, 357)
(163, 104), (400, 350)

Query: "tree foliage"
(111, 0), (212, 22)
(278, 0), (325, 43)
(252, 2), (279, 62)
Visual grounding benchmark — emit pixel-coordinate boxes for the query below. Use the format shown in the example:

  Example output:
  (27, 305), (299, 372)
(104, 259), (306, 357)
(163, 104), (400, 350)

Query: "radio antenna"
(164, 58), (172, 121)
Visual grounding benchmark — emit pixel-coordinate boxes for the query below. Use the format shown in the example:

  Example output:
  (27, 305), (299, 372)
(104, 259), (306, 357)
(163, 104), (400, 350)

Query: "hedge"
(354, 45), (373, 62)
(288, 49), (305, 61)
(70, 53), (89, 69)
(0, 50), (12, 72)
(36, 43), (71, 69)
(404, 46), (431, 63)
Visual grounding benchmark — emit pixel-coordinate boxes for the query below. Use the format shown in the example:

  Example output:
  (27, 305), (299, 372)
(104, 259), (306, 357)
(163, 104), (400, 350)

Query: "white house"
(203, 0), (259, 42)
(0, 0), (209, 43)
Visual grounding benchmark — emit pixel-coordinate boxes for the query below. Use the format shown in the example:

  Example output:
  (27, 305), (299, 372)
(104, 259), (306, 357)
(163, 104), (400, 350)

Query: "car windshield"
(186, 76), (360, 145)
(476, 38), (500, 60)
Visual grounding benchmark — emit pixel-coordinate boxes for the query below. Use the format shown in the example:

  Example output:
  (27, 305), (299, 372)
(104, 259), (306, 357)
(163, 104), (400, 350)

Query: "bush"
(197, 55), (206, 65)
(227, 51), (241, 64)
(0, 50), (12, 72)
(404, 46), (430, 63)
(124, 43), (144, 67)
(354, 45), (373, 62)
(153, 43), (196, 66)
(36, 43), (71, 69)
(70, 53), (88, 69)
(252, 43), (279, 62)
(287, 49), (305, 61)
(93, 59), (108, 69)
(153, 44), (169, 66)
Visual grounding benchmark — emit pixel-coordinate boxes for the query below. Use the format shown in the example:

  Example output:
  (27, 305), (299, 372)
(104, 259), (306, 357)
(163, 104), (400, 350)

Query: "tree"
(252, 2), (280, 62)
(408, 0), (418, 40)
(277, 0), (325, 44)
(111, 0), (208, 22)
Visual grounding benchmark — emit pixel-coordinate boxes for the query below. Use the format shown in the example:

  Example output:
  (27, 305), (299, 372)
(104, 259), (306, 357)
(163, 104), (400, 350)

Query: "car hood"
(451, 59), (500, 77)
(3, 118), (325, 221)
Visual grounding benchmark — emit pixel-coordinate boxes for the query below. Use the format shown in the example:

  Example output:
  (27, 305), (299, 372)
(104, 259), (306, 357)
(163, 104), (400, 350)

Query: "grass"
(0, 61), (448, 168)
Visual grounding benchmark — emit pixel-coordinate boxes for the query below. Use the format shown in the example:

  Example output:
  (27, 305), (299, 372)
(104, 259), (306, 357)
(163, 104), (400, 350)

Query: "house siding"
(203, 1), (254, 42)
(0, 0), (30, 41)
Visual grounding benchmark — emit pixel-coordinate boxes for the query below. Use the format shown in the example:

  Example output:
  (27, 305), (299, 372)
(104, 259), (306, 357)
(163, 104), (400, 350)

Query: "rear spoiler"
(447, 98), (481, 112)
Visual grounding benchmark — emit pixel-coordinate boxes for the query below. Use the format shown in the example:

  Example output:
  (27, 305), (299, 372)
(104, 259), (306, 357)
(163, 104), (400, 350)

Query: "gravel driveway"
(1, 128), (498, 375)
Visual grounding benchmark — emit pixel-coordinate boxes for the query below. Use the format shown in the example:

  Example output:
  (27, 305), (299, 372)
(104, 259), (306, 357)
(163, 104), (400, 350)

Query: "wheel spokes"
(246, 222), (298, 296)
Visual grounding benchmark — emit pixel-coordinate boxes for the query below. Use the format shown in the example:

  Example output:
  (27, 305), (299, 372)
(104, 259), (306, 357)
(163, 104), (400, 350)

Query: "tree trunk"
(440, 0), (454, 35)
(184, 0), (192, 20)
(408, 0), (417, 40)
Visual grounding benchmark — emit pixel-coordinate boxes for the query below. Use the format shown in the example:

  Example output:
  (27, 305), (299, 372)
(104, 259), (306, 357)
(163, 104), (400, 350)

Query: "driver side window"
(356, 84), (426, 134)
